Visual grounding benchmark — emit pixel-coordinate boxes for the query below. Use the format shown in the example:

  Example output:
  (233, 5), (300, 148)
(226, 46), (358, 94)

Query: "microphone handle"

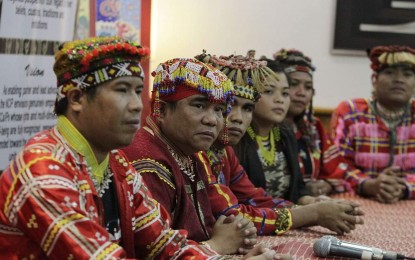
(339, 241), (398, 260)
(331, 244), (401, 260)
(330, 244), (369, 259)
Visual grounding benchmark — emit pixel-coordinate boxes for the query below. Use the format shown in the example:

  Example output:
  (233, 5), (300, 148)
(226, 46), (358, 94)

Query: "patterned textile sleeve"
(330, 100), (372, 192)
(313, 118), (352, 193)
(129, 166), (222, 259)
(132, 158), (177, 215)
(0, 152), (127, 259)
(132, 157), (218, 243)
(197, 150), (293, 236)
(0, 134), (222, 259)
(123, 124), (216, 242)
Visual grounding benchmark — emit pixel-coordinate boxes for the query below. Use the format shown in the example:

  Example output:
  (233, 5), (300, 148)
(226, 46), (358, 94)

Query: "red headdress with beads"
(151, 58), (234, 118)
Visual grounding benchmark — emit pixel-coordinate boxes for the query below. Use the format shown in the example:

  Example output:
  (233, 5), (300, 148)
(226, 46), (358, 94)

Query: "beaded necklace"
(87, 167), (113, 197)
(247, 126), (281, 166)
(371, 100), (411, 166)
(146, 117), (196, 183)
(374, 100), (409, 128)
(167, 146), (195, 182)
(56, 116), (113, 197)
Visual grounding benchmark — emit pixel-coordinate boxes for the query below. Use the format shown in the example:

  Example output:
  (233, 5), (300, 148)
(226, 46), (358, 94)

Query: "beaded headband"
(54, 36), (149, 102)
(195, 51), (277, 102)
(151, 58), (234, 116)
(367, 45), (415, 72)
(273, 48), (315, 76)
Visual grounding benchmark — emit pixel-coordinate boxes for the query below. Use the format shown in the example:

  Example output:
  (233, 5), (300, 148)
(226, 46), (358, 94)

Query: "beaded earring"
(220, 118), (229, 145)
(274, 125), (281, 142)
(153, 90), (160, 117)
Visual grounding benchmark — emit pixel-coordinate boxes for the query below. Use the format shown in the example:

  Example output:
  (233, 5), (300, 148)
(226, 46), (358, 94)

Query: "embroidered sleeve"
(0, 154), (126, 259)
(133, 158), (175, 188)
(198, 151), (293, 236)
(131, 158), (177, 214)
(312, 118), (351, 193)
(130, 163), (224, 259)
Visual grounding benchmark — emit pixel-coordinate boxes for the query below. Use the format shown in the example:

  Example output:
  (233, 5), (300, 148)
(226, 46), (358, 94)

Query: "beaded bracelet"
(274, 208), (293, 235)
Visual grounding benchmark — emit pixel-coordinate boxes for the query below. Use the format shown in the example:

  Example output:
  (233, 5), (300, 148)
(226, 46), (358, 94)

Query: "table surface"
(258, 193), (415, 259)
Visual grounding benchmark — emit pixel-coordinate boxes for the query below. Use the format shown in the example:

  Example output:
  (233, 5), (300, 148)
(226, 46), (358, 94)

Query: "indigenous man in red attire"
(332, 45), (415, 203)
(123, 58), (267, 256)
(124, 59), (264, 254)
(0, 37), (281, 260)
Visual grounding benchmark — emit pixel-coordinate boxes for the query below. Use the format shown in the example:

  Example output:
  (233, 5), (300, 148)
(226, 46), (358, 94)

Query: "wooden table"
(258, 193), (415, 259)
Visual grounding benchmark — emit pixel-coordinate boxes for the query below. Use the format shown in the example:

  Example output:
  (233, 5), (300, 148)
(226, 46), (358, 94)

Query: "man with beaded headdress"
(122, 58), (259, 256)
(273, 49), (351, 197)
(0, 37), (269, 259)
(331, 45), (415, 203)
(198, 52), (364, 236)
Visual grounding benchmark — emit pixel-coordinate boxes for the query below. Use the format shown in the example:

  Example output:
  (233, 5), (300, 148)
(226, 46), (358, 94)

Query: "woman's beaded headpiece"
(273, 49), (316, 76)
(54, 36), (149, 102)
(367, 45), (415, 72)
(195, 51), (278, 146)
(195, 51), (278, 102)
(151, 58), (234, 117)
(274, 48), (319, 151)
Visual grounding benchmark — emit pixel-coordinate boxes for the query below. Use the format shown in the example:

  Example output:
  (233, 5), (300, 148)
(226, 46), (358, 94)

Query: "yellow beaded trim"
(274, 208), (292, 235)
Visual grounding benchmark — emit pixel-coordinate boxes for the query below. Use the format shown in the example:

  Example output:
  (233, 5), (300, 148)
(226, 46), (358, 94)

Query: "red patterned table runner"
(258, 193), (415, 259)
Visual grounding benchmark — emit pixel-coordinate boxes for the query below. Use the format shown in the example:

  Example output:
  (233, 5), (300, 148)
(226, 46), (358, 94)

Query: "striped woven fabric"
(331, 98), (415, 198)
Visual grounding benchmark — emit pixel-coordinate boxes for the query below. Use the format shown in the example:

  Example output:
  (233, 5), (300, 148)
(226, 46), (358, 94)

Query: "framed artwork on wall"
(75, 0), (91, 40)
(75, 0), (151, 51)
(333, 0), (415, 55)
(85, 0), (152, 119)
(88, 0), (151, 50)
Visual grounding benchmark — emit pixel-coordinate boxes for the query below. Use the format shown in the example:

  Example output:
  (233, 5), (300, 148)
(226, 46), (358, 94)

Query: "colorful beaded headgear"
(54, 36), (149, 103)
(273, 49), (316, 76)
(367, 45), (415, 72)
(274, 49), (319, 152)
(195, 51), (278, 145)
(195, 51), (278, 102)
(151, 58), (234, 117)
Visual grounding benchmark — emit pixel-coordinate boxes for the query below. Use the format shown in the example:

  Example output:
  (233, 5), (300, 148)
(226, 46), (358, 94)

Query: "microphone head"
(322, 235), (338, 243)
(313, 238), (331, 257)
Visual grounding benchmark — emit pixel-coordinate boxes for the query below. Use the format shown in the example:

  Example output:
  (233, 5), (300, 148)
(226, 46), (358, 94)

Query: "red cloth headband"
(158, 84), (201, 102)
(151, 84), (202, 117)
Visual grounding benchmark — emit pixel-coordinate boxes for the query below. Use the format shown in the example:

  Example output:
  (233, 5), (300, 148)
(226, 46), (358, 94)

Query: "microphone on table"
(313, 235), (407, 260)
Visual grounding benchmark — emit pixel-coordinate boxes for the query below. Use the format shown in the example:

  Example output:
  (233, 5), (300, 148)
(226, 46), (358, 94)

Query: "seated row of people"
(0, 36), (283, 259)
(0, 36), (414, 259)
(191, 52), (363, 236)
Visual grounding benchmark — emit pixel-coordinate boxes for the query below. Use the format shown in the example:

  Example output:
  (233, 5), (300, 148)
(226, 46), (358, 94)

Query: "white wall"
(150, 0), (373, 109)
